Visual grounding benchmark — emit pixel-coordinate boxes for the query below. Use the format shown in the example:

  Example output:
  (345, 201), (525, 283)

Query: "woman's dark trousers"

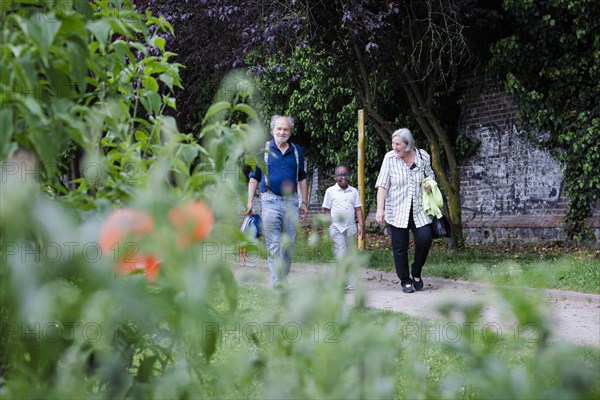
(389, 210), (432, 286)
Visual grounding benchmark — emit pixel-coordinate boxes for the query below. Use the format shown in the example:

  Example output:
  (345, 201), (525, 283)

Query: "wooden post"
(357, 109), (366, 250)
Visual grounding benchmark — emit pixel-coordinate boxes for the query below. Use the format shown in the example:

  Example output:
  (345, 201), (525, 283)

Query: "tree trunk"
(350, 37), (465, 248)
(350, 39), (393, 147)
(399, 74), (464, 249)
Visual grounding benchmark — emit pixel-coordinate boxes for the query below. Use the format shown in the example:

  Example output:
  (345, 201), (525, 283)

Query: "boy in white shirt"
(322, 165), (365, 290)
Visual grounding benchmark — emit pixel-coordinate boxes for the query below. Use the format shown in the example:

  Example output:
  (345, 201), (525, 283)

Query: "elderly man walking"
(246, 115), (309, 288)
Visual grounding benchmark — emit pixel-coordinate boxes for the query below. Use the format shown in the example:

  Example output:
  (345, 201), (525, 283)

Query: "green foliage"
(0, 69), (264, 399)
(490, 0), (600, 241)
(1, 0), (188, 208)
(208, 281), (600, 400)
(436, 287), (599, 399)
(0, 1), (264, 397)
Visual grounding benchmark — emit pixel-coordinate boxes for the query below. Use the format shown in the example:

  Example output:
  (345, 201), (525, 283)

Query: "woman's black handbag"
(431, 215), (451, 239)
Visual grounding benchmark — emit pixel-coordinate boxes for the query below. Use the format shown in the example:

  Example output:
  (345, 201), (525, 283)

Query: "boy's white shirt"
(322, 183), (362, 234)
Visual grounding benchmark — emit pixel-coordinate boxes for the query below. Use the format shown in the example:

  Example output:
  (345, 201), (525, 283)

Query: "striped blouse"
(375, 148), (436, 228)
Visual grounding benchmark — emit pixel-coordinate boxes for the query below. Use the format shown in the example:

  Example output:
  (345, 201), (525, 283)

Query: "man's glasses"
(335, 174), (350, 178)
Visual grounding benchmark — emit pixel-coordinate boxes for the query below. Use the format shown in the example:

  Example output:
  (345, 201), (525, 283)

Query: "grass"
(210, 284), (600, 399)
(246, 227), (336, 264)
(251, 228), (600, 293)
(367, 241), (600, 294)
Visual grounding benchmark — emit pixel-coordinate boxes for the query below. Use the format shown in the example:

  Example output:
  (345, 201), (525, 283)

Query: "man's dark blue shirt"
(249, 139), (307, 195)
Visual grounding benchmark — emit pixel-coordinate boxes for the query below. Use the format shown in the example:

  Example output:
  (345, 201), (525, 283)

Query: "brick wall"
(457, 75), (599, 245)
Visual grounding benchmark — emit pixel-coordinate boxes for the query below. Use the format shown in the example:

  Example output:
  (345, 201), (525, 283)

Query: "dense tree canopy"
(132, 0), (305, 133)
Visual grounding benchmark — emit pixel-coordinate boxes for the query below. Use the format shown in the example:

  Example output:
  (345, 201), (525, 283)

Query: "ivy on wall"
(490, 0), (600, 242)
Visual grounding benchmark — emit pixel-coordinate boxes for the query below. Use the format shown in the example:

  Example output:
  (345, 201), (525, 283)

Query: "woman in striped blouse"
(375, 128), (435, 293)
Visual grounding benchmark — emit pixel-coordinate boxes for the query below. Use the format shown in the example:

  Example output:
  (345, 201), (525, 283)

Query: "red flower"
(99, 209), (154, 252)
(168, 200), (214, 247)
(99, 208), (159, 282)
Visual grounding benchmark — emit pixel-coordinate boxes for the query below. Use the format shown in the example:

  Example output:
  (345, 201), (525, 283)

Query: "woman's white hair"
(391, 128), (414, 151)
(270, 115), (294, 131)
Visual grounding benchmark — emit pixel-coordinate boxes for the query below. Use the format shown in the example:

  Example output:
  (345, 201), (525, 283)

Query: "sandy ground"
(234, 260), (600, 347)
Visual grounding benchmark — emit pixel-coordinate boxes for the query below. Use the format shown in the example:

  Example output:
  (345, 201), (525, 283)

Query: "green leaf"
(21, 96), (44, 119)
(136, 356), (158, 383)
(19, 13), (62, 60)
(112, 40), (136, 65)
(158, 73), (174, 91)
(86, 20), (112, 49)
(135, 130), (149, 142)
(73, 0), (95, 20)
(130, 42), (148, 57)
(0, 109), (14, 155)
(160, 116), (179, 138)
(57, 111), (87, 147)
(47, 65), (73, 99)
(202, 322), (219, 362)
(216, 267), (238, 312)
(181, 145), (199, 167)
(0, 109), (17, 160)
(65, 36), (89, 94)
(150, 36), (165, 52)
(30, 127), (69, 175)
(171, 158), (190, 176)
(140, 91), (161, 115)
(143, 76), (159, 92)
(202, 101), (231, 124)
(163, 96), (176, 109)
(232, 103), (258, 120)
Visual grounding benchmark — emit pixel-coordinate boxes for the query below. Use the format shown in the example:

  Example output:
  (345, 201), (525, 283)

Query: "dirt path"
(234, 261), (600, 347)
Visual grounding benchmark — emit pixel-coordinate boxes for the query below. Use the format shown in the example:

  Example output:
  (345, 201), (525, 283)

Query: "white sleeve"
(375, 157), (391, 189)
(322, 188), (332, 209)
(353, 189), (362, 208)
